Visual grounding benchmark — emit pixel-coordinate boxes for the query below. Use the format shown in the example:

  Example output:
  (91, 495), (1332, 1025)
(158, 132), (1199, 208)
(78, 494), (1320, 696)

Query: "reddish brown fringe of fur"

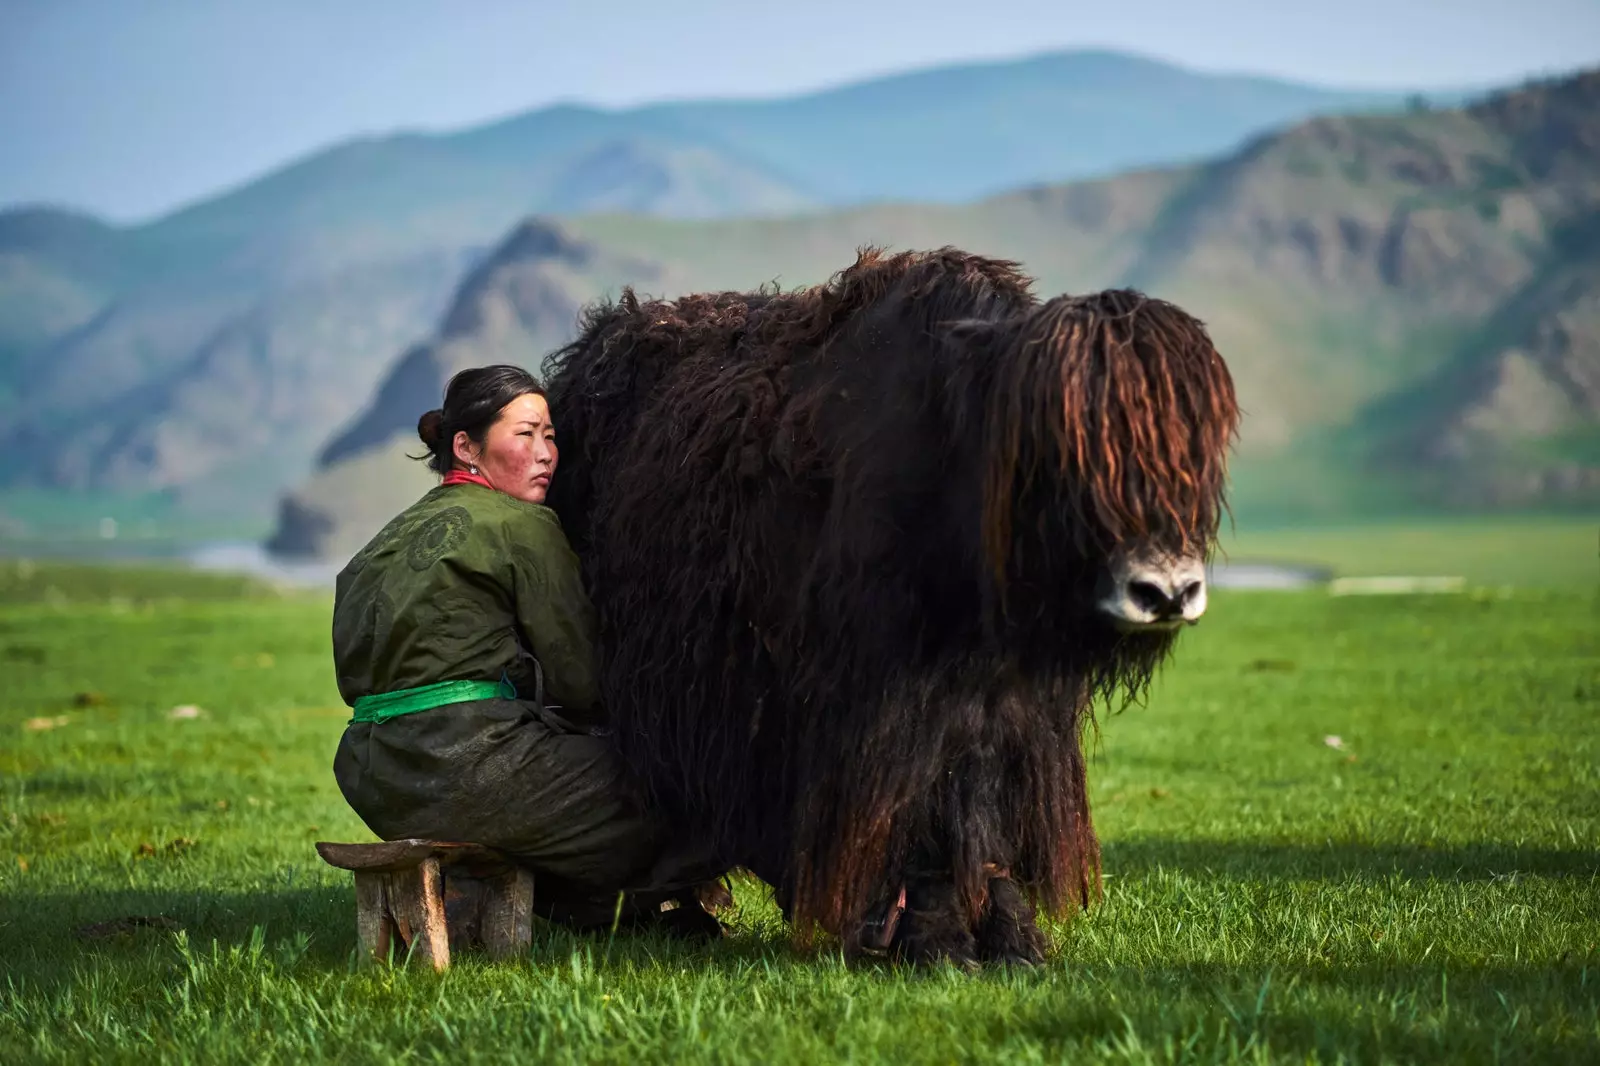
(981, 290), (1240, 593)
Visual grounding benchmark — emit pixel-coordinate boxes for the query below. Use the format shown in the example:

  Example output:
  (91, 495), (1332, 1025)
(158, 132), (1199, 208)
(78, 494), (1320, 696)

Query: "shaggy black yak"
(543, 247), (1239, 966)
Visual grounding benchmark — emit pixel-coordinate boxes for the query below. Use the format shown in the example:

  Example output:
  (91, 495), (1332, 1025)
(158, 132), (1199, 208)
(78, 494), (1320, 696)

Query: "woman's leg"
(334, 699), (725, 922)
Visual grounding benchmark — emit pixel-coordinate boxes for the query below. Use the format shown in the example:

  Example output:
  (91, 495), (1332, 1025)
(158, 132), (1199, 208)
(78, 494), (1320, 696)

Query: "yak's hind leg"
(891, 878), (979, 970)
(974, 875), (1048, 966)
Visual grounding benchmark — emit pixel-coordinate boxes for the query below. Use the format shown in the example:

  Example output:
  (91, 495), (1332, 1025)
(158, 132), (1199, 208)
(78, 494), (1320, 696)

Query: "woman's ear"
(451, 430), (479, 470)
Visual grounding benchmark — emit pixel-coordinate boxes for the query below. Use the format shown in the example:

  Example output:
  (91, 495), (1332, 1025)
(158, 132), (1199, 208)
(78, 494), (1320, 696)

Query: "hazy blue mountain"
(267, 219), (669, 556)
(0, 49), (1513, 543)
(0, 207), (147, 406)
(637, 49), (1430, 203)
(269, 69), (1600, 555)
(0, 48), (1426, 496)
(2, 48), (1427, 297)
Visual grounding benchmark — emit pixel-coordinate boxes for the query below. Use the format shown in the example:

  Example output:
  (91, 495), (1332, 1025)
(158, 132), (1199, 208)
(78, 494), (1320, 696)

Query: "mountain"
(0, 49), (1421, 520)
(0, 49), (1413, 309)
(0, 208), (146, 407)
(267, 69), (1600, 557)
(91, 251), (471, 499)
(2, 248), (468, 508)
(2, 61), (1591, 549)
(1359, 213), (1600, 507)
(265, 220), (677, 557)
(265, 163), (1200, 557)
(634, 49), (1425, 204)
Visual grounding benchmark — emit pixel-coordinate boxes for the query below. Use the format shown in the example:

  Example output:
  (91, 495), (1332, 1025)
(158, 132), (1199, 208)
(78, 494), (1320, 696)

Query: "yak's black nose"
(1128, 578), (1204, 620)
(1099, 552), (1209, 631)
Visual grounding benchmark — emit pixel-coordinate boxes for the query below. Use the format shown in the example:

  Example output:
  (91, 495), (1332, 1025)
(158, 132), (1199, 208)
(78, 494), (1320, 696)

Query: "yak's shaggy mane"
(545, 247), (1238, 947)
(980, 289), (1238, 603)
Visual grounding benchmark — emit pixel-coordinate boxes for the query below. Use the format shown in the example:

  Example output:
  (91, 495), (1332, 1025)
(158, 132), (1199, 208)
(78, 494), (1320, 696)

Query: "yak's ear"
(941, 317), (1002, 353)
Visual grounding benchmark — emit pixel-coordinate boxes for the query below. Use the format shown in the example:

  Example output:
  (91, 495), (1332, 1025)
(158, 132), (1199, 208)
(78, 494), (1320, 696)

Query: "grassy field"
(1220, 515), (1599, 589)
(0, 558), (1596, 1064)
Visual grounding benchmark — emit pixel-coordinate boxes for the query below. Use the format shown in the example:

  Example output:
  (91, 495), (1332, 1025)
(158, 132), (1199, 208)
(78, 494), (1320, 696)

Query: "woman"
(331, 364), (724, 935)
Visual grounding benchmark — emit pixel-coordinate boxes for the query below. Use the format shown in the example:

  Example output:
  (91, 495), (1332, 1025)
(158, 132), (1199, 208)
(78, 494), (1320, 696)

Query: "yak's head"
(968, 289), (1239, 646)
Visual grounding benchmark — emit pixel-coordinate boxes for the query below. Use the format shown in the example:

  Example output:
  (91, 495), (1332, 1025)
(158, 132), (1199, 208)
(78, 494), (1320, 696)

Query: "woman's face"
(455, 392), (558, 504)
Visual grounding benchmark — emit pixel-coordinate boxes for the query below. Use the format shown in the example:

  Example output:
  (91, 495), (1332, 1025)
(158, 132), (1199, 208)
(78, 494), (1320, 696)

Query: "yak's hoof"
(694, 879), (735, 917)
(654, 905), (726, 941)
(975, 877), (1049, 966)
(858, 886), (907, 952)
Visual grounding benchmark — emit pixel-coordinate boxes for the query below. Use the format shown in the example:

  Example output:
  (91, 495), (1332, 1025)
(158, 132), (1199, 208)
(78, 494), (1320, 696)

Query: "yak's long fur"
(544, 247), (1238, 949)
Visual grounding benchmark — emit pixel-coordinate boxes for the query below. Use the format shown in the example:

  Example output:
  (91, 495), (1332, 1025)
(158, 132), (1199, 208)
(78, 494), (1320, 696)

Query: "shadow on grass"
(0, 884), (357, 968)
(1006, 959), (1598, 1065)
(4, 836), (1594, 978)
(1102, 838), (1600, 882)
(3, 875), (1596, 1063)
(3, 882), (1594, 1063)
(0, 880), (797, 986)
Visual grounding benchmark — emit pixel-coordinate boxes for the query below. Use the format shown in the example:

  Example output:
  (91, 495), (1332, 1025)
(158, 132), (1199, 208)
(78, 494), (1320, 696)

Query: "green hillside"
(0, 49), (1420, 521)
(1, 65), (1594, 550)
(266, 70), (1600, 557)
(0, 208), (144, 407)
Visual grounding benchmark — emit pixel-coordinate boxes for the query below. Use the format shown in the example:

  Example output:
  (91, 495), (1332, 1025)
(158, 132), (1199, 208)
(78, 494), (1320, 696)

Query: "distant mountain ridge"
(265, 220), (664, 557)
(7, 48), (1436, 222)
(266, 67), (1600, 557)
(0, 58), (1592, 548)
(0, 48), (1435, 517)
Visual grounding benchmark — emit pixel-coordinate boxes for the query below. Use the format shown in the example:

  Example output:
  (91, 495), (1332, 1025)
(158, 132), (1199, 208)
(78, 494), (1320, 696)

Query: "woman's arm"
(505, 510), (602, 713)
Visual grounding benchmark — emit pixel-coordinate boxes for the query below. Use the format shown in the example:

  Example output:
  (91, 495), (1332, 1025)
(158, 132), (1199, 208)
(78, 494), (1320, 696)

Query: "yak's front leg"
(890, 877), (979, 969)
(974, 874), (1048, 965)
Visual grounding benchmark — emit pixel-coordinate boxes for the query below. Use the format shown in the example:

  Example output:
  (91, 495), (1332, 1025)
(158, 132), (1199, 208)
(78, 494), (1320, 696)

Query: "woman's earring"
(469, 465), (478, 474)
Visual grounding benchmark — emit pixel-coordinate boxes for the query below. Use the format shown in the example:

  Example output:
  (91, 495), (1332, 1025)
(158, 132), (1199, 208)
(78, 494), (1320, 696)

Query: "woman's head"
(416, 364), (558, 504)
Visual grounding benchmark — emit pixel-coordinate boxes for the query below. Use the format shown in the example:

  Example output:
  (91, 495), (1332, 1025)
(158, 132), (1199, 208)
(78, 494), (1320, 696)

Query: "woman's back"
(332, 480), (600, 722)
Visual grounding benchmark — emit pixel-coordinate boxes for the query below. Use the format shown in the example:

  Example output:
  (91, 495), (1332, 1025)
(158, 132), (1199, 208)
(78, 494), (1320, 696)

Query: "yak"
(543, 247), (1239, 967)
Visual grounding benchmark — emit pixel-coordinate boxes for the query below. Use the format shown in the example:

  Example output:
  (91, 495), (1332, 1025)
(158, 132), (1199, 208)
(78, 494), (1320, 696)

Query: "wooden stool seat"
(316, 839), (534, 971)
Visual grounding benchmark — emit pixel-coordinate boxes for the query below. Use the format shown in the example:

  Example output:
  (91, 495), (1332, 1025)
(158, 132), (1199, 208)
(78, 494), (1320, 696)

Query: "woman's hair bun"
(411, 366), (543, 476)
(416, 408), (445, 450)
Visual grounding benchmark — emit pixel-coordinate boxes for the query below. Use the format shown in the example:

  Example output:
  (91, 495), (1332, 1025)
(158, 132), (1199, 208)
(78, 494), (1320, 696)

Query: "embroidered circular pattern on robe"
(407, 507), (472, 571)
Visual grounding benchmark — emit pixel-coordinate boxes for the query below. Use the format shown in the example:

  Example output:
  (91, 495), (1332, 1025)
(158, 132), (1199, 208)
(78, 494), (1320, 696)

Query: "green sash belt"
(349, 675), (517, 724)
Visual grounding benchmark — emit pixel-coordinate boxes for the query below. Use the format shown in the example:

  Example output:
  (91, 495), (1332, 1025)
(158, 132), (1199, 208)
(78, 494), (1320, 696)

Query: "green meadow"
(1220, 515), (1599, 589)
(1, 522), (1596, 1064)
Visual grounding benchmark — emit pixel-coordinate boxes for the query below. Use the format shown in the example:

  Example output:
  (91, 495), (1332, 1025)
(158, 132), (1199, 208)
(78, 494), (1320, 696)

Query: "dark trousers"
(334, 698), (722, 926)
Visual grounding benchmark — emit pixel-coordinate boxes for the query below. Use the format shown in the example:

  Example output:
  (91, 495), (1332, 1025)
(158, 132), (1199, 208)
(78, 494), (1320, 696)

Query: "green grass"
(1221, 515), (1600, 588)
(0, 559), (285, 605)
(1, 562), (1596, 1063)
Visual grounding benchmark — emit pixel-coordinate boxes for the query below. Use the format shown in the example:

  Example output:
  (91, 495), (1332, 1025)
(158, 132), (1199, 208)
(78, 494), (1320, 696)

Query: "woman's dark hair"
(415, 364), (545, 476)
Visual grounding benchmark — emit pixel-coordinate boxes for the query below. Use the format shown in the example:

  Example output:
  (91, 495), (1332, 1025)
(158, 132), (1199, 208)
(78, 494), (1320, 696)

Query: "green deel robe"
(330, 481), (706, 914)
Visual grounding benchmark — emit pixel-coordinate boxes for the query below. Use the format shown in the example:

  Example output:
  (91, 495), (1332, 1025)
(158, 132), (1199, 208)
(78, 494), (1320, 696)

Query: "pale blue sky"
(4, 0), (1597, 222)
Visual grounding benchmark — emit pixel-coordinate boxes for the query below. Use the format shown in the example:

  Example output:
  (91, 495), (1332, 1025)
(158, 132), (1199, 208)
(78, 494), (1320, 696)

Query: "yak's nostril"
(1177, 580), (1204, 606)
(1128, 580), (1176, 616)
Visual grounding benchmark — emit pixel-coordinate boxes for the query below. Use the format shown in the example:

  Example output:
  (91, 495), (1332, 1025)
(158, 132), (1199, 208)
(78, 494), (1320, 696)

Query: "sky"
(3, 0), (1598, 223)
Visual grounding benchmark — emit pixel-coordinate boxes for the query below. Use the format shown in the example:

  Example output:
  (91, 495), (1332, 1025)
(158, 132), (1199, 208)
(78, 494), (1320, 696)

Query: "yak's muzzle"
(1097, 549), (1208, 632)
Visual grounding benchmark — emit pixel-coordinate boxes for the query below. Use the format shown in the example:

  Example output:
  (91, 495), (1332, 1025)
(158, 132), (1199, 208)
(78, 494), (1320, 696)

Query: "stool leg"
(353, 872), (394, 966)
(442, 872), (488, 953)
(386, 858), (451, 971)
(482, 868), (535, 960)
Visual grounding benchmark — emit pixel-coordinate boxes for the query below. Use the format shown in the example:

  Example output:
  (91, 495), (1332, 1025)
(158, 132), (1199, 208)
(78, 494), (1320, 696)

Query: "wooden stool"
(315, 839), (534, 971)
